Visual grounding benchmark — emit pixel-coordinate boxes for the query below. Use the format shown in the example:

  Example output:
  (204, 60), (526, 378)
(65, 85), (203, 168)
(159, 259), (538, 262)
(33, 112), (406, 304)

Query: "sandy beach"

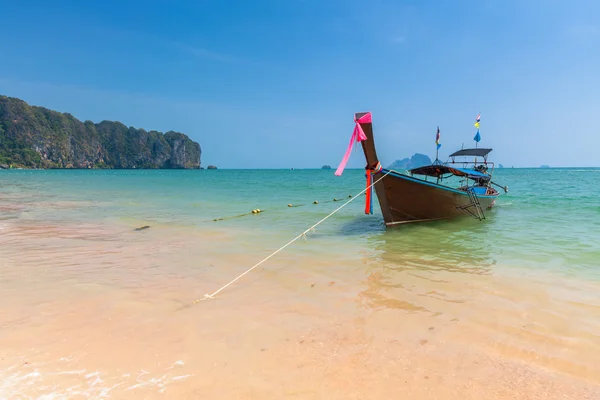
(2, 214), (599, 399)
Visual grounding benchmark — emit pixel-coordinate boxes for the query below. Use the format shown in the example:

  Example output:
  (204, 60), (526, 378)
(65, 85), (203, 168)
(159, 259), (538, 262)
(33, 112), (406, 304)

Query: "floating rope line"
(207, 195), (354, 222)
(204, 209), (264, 223)
(195, 170), (392, 302)
(286, 196), (349, 208)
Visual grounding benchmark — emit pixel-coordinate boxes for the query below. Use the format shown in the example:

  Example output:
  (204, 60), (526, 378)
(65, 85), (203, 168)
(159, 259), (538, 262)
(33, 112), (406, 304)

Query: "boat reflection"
(342, 216), (499, 313)
(370, 216), (497, 275)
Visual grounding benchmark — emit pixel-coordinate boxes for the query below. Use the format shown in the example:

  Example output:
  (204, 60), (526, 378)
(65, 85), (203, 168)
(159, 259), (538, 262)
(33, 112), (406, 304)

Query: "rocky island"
(0, 95), (201, 169)
(388, 153), (432, 170)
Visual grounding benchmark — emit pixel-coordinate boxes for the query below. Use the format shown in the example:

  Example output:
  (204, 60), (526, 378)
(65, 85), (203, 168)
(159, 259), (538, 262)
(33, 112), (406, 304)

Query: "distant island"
(321, 165), (331, 170)
(388, 153), (432, 170)
(499, 164), (504, 168)
(540, 165), (550, 168)
(207, 165), (217, 169)
(0, 95), (201, 169)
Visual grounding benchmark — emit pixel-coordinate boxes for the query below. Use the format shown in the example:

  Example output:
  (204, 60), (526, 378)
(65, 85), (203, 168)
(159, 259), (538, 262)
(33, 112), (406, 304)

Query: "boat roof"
(409, 165), (491, 180)
(449, 148), (492, 158)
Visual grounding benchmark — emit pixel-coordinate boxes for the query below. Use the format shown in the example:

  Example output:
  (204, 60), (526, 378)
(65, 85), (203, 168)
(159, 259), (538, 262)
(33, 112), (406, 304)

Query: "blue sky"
(1, 0), (599, 168)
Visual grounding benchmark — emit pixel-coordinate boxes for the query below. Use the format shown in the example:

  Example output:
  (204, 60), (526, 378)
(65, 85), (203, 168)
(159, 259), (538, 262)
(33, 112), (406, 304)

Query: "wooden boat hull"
(374, 169), (497, 225)
(355, 111), (498, 226)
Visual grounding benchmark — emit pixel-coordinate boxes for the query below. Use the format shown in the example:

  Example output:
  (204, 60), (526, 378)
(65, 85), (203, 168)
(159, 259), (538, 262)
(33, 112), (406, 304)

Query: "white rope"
(196, 170), (392, 302)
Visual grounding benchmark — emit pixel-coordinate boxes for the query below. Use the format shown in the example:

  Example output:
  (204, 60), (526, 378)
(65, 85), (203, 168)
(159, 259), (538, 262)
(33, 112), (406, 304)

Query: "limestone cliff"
(0, 95), (201, 169)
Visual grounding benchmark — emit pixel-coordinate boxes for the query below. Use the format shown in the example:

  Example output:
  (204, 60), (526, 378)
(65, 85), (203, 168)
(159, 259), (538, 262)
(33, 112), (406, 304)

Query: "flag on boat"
(435, 126), (441, 149)
(473, 113), (481, 142)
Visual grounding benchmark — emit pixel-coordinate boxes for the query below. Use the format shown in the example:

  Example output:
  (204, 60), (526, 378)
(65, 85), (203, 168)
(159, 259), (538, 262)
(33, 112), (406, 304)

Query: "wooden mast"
(355, 112), (394, 224)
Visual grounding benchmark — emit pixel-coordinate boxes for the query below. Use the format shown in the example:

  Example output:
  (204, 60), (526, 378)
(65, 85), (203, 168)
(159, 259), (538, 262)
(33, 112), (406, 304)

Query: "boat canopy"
(409, 165), (491, 181)
(449, 148), (492, 158)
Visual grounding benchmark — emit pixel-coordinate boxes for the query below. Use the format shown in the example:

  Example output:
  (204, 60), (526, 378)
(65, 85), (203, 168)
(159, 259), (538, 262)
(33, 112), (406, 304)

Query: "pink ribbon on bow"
(334, 112), (372, 176)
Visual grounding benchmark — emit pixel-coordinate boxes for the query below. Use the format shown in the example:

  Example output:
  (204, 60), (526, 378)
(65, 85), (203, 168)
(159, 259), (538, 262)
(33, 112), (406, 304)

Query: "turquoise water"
(1, 168), (599, 279)
(2, 167), (600, 399)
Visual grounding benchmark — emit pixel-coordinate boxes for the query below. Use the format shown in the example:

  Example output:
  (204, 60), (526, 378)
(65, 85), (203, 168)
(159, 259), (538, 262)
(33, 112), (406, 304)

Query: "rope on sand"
(195, 170), (392, 302)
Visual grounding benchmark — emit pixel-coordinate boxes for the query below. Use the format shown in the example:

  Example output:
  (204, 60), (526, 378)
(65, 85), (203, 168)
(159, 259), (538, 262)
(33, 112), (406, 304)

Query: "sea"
(1, 168), (599, 399)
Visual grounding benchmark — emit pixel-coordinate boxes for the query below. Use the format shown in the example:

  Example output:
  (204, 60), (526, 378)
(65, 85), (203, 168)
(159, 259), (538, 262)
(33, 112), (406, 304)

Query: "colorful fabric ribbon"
(334, 112), (372, 176)
(364, 162), (381, 215)
(365, 170), (373, 214)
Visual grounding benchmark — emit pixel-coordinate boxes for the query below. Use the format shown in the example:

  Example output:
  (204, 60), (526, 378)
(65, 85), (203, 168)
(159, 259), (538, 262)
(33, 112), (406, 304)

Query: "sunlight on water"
(1, 168), (600, 399)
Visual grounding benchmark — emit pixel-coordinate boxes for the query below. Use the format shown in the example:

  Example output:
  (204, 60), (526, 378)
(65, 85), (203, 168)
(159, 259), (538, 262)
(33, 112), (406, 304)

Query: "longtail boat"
(335, 112), (507, 226)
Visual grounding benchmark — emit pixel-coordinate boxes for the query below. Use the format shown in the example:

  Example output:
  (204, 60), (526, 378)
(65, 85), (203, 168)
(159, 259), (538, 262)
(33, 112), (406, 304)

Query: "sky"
(1, 0), (599, 168)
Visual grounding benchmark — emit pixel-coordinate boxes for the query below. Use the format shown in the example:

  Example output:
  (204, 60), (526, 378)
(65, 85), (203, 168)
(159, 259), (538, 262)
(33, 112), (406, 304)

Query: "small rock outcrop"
(321, 165), (332, 169)
(207, 165), (218, 169)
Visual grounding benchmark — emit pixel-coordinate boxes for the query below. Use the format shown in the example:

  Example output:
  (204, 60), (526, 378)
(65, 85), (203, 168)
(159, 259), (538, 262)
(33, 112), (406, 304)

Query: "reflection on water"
(373, 216), (497, 274)
(349, 215), (500, 314)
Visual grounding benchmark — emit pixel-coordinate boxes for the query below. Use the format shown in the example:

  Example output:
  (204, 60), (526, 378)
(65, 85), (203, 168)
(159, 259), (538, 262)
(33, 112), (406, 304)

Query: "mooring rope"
(195, 170), (392, 302)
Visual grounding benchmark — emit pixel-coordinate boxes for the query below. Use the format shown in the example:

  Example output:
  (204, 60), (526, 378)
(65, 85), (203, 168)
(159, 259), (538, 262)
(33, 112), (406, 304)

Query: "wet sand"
(1, 218), (600, 399)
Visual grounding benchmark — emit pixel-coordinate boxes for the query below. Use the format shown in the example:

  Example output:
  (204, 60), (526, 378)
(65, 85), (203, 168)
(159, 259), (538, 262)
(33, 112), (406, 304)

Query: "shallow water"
(1, 168), (599, 399)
